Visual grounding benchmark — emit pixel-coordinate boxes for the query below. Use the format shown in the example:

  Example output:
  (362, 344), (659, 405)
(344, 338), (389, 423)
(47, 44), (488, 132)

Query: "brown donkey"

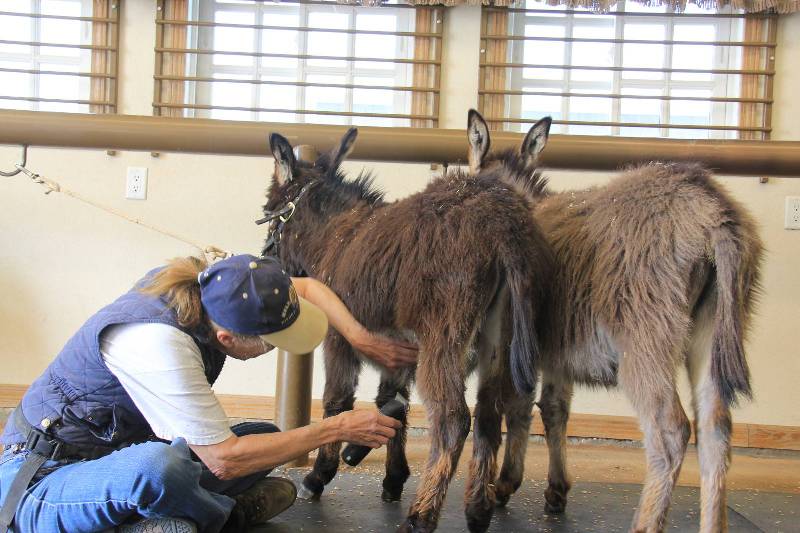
(261, 128), (553, 532)
(467, 110), (763, 533)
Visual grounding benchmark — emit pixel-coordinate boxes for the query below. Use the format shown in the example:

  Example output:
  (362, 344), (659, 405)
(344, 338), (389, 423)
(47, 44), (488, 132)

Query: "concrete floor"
(255, 434), (800, 533)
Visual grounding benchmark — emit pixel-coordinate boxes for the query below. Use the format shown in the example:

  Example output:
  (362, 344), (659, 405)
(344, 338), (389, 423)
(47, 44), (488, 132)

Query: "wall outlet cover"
(786, 196), (800, 230)
(126, 167), (148, 200)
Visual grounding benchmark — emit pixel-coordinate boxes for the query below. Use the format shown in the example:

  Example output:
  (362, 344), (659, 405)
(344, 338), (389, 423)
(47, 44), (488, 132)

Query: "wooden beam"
(1, 110), (799, 176)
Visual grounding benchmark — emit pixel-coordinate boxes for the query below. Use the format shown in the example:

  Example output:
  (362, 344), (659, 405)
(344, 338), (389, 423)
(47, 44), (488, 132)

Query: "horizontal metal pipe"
(481, 35), (777, 47)
(484, 6), (775, 19)
(0, 95), (112, 106)
(478, 89), (771, 104)
(156, 18), (442, 38)
(152, 102), (435, 121)
(155, 47), (439, 65)
(0, 39), (115, 51)
(0, 11), (118, 23)
(154, 74), (439, 93)
(0, 67), (114, 79)
(0, 110), (797, 176)
(480, 62), (774, 76)
(484, 117), (769, 133)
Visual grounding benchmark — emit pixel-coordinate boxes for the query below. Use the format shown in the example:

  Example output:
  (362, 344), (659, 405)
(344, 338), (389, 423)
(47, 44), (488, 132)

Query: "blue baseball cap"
(199, 254), (328, 354)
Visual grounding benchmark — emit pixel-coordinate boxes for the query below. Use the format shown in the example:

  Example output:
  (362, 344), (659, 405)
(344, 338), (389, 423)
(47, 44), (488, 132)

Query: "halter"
(256, 180), (318, 256)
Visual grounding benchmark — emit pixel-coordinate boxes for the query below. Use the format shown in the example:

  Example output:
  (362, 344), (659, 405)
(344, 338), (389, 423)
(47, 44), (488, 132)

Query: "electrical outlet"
(126, 167), (148, 200)
(786, 196), (800, 230)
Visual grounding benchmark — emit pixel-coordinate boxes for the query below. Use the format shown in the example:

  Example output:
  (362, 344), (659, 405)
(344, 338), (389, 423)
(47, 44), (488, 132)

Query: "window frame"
(155, 0), (440, 127)
(0, 0), (118, 114)
(484, 0), (775, 140)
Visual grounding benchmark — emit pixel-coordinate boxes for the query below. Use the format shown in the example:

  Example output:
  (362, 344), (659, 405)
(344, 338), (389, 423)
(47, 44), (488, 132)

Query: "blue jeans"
(0, 422), (279, 533)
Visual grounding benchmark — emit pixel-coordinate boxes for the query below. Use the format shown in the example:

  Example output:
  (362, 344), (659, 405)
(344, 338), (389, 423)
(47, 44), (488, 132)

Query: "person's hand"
(332, 410), (402, 448)
(352, 330), (418, 371)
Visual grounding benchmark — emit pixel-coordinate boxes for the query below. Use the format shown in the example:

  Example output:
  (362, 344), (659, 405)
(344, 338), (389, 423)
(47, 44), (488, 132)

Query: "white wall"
(1, 4), (798, 426)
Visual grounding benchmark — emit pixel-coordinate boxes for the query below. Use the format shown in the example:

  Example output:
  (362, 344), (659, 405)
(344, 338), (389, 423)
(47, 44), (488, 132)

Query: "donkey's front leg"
(301, 333), (361, 499)
(376, 377), (412, 502)
(399, 352), (470, 533)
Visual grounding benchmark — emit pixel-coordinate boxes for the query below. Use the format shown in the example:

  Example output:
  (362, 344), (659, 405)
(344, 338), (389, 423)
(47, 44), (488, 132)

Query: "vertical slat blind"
(154, 0), (443, 127)
(0, 0), (119, 114)
(479, 0), (777, 140)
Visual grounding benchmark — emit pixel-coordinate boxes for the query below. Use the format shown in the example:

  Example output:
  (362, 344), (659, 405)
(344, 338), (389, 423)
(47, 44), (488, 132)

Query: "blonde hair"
(139, 256), (208, 328)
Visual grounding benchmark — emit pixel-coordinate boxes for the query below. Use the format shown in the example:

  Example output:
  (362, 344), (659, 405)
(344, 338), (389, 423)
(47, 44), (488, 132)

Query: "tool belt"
(0, 407), (117, 533)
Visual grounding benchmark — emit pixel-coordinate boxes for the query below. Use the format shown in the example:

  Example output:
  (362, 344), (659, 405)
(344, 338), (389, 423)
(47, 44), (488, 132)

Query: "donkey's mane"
(323, 167), (385, 205)
(488, 148), (550, 199)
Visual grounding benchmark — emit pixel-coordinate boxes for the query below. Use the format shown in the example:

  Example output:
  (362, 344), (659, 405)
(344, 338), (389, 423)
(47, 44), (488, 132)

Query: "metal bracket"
(0, 145), (28, 177)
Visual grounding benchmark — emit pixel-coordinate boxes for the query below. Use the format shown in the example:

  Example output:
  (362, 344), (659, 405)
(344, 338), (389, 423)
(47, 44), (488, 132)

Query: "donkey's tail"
(709, 220), (762, 407)
(501, 242), (549, 396)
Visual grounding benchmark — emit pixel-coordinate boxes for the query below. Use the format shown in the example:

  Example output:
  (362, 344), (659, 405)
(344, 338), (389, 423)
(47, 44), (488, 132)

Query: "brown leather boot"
(224, 477), (297, 531)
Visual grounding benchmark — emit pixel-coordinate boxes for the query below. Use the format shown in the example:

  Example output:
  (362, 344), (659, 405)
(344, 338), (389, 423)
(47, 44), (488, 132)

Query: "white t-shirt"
(99, 322), (234, 445)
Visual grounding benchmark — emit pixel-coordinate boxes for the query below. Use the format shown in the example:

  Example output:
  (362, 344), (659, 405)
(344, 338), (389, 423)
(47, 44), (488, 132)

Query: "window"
(0, 0), (119, 113)
(154, 0), (442, 127)
(480, 0), (776, 139)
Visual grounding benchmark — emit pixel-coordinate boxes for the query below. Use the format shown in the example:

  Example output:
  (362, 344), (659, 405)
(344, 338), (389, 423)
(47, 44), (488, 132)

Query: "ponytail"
(139, 256), (208, 328)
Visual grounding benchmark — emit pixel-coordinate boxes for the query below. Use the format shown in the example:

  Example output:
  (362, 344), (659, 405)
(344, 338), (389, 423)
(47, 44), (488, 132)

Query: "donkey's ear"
(270, 133), (296, 185)
(330, 128), (358, 170)
(467, 109), (490, 173)
(521, 116), (552, 164)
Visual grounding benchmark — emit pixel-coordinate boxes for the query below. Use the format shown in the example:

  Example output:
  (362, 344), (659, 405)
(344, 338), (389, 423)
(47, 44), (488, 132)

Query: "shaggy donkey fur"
(261, 128), (553, 533)
(467, 109), (763, 533)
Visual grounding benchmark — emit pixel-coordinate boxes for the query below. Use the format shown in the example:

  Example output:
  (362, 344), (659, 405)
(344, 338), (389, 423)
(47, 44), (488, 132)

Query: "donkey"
(261, 128), (554, 532)
(466, 109), (763, 533)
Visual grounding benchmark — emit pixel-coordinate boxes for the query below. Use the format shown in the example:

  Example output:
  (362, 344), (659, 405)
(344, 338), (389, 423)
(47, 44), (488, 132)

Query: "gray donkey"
(467, 110), (763, 533)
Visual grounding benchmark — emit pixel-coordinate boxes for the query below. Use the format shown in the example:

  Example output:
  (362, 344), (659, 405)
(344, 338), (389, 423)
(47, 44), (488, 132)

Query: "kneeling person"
(0, 254), (415, 533)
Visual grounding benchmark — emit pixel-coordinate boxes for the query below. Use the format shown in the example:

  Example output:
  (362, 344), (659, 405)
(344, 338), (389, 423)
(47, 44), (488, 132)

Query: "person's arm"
(291, 276), (418, 370)
(190, 409), (401, 480)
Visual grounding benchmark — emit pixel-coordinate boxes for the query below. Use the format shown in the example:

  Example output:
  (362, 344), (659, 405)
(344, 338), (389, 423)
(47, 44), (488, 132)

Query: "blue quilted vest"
(1, 269), (226, 451)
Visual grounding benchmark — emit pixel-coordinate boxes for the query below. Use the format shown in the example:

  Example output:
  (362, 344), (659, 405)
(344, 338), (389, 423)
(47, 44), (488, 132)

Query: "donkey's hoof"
(397, 514), (434, 533)
(465, 502), (494, 532)
(297, 483), (321, 501)
(494, 477), (521, 508)
(381, 487), (403, 502)
(381, 476), (406, 502)
(544, 484), (569, 514)
(544, 499), (566, 514)
(494, 491), (511, 508)
(543, 490), (567, 514)
(299, 475), (325, 500)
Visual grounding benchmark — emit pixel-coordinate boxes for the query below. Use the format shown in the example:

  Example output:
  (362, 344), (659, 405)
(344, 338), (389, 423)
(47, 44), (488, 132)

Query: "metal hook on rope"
(15, 164), (60, 194)
(0, 145), (28, 177)
(203, 246), (233, 262)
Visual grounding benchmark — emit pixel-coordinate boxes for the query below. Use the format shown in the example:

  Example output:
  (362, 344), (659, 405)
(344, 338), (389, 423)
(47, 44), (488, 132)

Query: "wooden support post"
(274, 349), (314, 467)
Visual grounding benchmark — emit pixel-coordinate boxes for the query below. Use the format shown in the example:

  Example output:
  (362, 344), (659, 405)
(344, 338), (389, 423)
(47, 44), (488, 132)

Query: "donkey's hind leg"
(399, 342), (471, 533)
(494, 380), (535, 508)
(687, 294), (732, 533)
(376, 376), (412, 502)
(538, 371), (574, 514)
(620, 339), (691, 533)
(301, 332), (361, 498)
(464, 365), (505, 532)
